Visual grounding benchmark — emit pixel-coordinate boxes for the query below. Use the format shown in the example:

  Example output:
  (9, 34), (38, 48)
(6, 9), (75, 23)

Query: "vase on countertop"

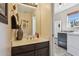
(16, 25), (23, 40)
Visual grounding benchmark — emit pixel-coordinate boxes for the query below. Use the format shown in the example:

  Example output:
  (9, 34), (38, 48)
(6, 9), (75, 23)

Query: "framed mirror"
(16, 4), (37, 38)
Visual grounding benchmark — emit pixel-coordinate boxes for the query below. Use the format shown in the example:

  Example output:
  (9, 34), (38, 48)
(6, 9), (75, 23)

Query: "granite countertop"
(68, 32), (79, 36)
(58, 31), (79, 36)
(58, 31), (74, 33)
(58, 32), (68, 33)
(12, 37), (50, 47)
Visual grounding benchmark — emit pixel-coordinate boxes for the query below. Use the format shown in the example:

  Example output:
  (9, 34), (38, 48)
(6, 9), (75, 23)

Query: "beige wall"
(36, 3), (52, 38)
(54, 4), (79, 31)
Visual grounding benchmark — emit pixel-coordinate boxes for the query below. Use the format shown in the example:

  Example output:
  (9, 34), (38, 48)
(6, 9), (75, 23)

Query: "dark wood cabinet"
(35, 41), (49, 50)
(16, 51), (35, 56)
(35, 47), (49, 56)
(12, 41), (49, 56)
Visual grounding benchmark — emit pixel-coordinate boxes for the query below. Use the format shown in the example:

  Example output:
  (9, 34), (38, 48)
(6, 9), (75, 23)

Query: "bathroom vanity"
(12, 39), (49, 56)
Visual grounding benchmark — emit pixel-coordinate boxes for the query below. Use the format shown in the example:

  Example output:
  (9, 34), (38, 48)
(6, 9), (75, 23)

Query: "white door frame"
(49, 3), (54, 56)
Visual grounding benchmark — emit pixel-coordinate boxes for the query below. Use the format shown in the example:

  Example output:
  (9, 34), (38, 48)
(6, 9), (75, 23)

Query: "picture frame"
(0, 3), (8, 17)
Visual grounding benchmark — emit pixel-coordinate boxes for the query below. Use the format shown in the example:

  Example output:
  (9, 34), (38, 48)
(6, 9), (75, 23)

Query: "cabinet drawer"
(12, 44), (34, 55)
(16, 51), (35, 56)
(35, 41), (49, 50)
(35, 47), (49, 56)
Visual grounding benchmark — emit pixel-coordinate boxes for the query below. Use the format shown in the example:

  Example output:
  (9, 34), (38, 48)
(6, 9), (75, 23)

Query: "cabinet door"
(35, 47), (49, 56)
(35, 41), (49, 50)
(67, 35), (79, 49)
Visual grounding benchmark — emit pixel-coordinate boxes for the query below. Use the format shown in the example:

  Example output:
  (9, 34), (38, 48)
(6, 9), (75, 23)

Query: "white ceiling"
(17, 3), (78, 14)
(54, 3), (78, 14)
